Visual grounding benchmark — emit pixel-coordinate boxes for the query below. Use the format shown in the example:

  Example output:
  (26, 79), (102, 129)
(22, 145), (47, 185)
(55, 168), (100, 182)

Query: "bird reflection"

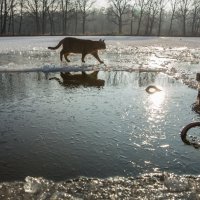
(49, 71), (105, 88)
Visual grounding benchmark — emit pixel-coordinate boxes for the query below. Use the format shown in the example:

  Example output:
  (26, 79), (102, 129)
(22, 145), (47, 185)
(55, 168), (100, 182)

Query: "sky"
(96, 0), (108, 8)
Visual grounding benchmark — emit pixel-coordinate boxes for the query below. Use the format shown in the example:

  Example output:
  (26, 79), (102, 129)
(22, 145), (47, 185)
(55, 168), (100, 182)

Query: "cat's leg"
(81, 52), (87, 63)
(91, 51), (104, 64)
(82, 71), (86, 75)
(60, 49), (64, 61)
(64, 53), (70, 62)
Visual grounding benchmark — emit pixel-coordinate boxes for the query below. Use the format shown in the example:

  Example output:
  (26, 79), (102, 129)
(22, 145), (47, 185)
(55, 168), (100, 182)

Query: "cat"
(48, 37), (106, 63)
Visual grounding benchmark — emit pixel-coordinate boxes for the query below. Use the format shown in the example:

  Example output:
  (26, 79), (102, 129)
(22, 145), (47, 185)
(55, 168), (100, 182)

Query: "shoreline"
(1, 172), (200, 199)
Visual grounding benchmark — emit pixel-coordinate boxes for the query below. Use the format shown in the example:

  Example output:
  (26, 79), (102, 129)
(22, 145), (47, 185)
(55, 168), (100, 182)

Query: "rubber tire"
(145, 85), (161, 94)
(181, 122), (200, 145)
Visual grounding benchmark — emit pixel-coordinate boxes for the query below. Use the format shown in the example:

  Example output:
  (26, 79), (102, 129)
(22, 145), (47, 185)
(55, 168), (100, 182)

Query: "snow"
(0, 36), (199, 89)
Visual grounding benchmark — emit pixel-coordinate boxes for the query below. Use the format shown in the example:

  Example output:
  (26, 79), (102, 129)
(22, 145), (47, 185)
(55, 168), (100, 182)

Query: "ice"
(1, 36), (200, 198)
(1, 173), (200, 199)
(163, 172), (190, 192)
(0, 36), (200, 89)
(24, 176), (42, 194)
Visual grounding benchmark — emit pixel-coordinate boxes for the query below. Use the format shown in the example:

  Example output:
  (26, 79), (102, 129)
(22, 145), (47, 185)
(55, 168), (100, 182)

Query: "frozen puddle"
(0, 71), (200, 181)
(1, 36), (200, 198)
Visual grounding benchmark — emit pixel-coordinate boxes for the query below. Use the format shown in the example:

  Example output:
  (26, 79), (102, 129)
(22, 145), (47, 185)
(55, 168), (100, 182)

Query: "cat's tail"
(49, 77), (62, 84)
(48, 41), (62, 50)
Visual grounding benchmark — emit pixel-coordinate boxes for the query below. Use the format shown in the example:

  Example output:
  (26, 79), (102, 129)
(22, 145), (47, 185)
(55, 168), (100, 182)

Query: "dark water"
(0, 71), (199, 182)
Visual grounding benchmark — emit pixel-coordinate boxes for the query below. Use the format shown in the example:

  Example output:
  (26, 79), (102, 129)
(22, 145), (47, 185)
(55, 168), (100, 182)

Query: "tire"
(145, 85), (161, 94)
(180, 122), (200, 145)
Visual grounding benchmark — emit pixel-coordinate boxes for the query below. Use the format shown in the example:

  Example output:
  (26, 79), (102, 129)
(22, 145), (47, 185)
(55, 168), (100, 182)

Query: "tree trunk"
(36, 13), (40, 34)
(42, 0), (47, 35)
(74, 9), (78, 34)
(119, 17), (122, 34)
(65, 0), (69, 34)
(18, 0), (23, 34)
(130, 8), (134, 35)
(183, 14), (186, 36)
(149, 11), (156, 35)
(82, 14), (85, 34)
(48, 8), (55, 35)
(136, 11), (143, 35)
(11, 6), (14, 35)
(145, 12), (150, 35)
(157, 8), (163, 36)
(61, 0), (65, 34)
(1, 0), (7, 35)
(8, 9), (11, 34)
(130, 18), (133, 35)
(33, 1), (40, 35)
(0, 1), (3, 32)
(191, 7), (197, 35)
(168, 12), (174, 35)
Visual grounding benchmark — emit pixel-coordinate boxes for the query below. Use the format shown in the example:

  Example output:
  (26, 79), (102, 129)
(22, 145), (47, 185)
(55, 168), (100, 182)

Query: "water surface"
(0, 71), (199, 181)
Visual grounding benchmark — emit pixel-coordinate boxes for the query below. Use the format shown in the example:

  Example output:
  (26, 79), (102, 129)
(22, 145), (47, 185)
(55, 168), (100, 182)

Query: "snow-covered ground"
(0, 36), (199, 88)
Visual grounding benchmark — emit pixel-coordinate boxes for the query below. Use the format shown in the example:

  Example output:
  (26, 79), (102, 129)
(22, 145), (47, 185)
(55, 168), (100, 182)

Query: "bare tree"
(0, 0), (16, 35)
(60, 0), (73, 35)
(0, 0), (199, 36)
(107, 0), (130, 34)
(40, 0), (58, 35)
(157, 0), (166, 36)
(144, 0), (154, 35)
(18, 0), (24, 34)
(1, 0), (8, 34)
(47, 0), (59, 35)
(73, 0), (79, 34)
(178, 0), (192, 36)
(8, 0), (16, 35)
(148, 0), (158, 35)
(77, 0), (94, 34)
(0, 0), (2, 31)
(41, 0), (48, 34)
(168, 0), (177, 35)
(191, 0), (200, 35)
(136, 0), (149, 35)
(130, 3), (136, 35)
(26, 0), (41, 34)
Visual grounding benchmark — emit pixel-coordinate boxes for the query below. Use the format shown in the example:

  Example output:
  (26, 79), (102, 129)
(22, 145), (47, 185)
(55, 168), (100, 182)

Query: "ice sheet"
(0, 36), (199, 89)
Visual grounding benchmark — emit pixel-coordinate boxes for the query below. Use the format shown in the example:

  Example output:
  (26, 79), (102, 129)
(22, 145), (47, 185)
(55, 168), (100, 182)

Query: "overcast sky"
(96, 0), (108, 8)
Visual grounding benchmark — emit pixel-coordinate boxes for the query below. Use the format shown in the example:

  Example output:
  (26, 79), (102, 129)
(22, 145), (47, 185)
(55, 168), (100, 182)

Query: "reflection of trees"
(104, 71), (131, 86)
(101, 71), (158, 87)
(138, 72), (157, 87)
(0, 72), (50, 101)
(0, 73), (25, 101)
(37, 72), (50, 81)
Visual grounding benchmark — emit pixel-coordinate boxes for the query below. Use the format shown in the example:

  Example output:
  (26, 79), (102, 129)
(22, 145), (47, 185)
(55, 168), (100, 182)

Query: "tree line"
(0, 0), (200, 36)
